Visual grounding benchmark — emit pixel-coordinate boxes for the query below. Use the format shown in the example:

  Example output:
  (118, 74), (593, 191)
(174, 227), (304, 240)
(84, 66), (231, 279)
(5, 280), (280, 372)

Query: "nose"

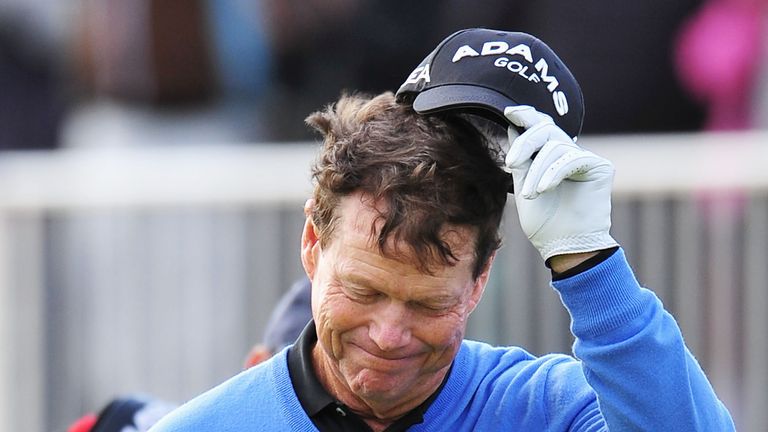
(369, 301), (412, 353)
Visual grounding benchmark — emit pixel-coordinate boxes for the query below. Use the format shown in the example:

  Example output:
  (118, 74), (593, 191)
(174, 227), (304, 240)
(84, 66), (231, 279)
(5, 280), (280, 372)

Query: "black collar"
(287, 321), (335, 415)
(287, 321), (448, 432)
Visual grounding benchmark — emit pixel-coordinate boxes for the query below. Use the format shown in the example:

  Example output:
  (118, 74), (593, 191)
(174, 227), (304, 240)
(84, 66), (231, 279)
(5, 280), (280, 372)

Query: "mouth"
(349, 343), (421, 370)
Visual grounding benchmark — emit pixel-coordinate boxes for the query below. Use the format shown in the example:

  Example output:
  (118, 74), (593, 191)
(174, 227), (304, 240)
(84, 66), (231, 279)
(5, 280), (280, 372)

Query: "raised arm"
(504, 105), (735, 431)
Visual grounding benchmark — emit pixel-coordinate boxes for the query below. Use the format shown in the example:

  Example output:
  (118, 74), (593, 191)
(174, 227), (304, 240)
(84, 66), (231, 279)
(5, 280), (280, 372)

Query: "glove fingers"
(509, 159), (533, 193)
(520, 139), (572, 198)
(536, 150), (613, 195)
(504, 105), (553, 129)
(504, 105), (554, 168)
(504, 107), (573, 170)
(505, 120), (559, 169)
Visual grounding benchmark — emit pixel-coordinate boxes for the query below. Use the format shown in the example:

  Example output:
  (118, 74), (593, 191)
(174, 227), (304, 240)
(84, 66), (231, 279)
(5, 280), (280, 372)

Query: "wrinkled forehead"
(335, 192), (478, 262)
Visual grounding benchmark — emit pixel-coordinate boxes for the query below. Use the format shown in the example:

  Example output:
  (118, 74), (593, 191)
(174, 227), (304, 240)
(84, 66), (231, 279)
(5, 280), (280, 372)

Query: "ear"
(301, 199), (321, 281)
(467, 251), (496, 314)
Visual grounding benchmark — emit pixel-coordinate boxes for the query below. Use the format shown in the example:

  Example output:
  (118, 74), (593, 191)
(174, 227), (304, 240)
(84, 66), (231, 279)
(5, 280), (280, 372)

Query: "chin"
(347, 368), (414, 401)
(354, 382), (408, 403)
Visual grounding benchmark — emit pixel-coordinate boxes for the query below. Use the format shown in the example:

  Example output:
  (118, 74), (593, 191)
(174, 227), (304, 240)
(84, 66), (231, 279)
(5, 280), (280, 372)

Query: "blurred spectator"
(73, 0), (215, 106)
(675, 0), (768, 130)
(1, 1), (718, 148)
(261, 0), (501, 141)
(261, 0), (708, 140)
(72, 0), (270, 107)
(64, 0), (272, 147)
(0, 5), (69, 150)
(67, 395), (176, 432)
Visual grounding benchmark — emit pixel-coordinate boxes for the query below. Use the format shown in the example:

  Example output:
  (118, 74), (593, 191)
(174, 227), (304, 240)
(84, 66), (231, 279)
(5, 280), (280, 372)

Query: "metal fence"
(0, 132), (766, 431)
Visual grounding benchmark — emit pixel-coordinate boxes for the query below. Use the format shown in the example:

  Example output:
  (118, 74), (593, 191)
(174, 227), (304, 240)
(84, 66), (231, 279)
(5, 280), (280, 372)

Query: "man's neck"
(310, 342), (448, 428)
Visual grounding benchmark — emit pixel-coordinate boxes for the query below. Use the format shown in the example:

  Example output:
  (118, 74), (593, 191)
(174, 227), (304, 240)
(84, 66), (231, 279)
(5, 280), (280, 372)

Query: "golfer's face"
(306, 193), (485, 405)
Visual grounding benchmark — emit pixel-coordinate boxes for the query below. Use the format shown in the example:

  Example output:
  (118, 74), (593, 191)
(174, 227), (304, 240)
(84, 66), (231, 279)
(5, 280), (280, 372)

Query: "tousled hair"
(305, 92), (509, 279)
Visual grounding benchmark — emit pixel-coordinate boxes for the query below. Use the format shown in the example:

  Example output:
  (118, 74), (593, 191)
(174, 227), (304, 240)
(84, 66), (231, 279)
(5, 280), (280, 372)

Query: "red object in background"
(243, 344), (274, 369)
(67, 413), (97, 432)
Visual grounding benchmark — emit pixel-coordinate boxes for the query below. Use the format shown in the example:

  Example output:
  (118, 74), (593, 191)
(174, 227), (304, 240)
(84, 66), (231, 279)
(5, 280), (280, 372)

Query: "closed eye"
(410, 301), (449, 314)
(343, 285), (381, 303)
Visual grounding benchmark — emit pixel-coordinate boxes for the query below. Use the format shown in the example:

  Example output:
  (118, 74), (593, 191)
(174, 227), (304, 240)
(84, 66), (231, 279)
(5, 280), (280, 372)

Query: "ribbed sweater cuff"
(551, 248), (651, 340)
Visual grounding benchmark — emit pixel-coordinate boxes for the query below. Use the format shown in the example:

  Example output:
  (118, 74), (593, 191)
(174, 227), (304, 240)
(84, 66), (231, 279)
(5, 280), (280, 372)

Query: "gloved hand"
(504, 105), (618, 261)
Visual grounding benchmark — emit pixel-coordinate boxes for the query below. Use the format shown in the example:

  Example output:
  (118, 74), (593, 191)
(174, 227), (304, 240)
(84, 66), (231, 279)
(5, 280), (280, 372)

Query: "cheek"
(315, 292), (366, 328)
(415, 311), (470, 353)
(314, 292), (368, 355)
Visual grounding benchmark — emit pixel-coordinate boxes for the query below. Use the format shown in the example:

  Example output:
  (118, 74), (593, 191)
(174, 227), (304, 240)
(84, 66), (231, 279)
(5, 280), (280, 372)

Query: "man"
(150, 89), (734, 430)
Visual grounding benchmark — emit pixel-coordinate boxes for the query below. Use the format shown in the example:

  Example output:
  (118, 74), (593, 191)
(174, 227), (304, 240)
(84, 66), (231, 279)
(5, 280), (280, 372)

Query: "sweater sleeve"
(551, 248), (735, 431)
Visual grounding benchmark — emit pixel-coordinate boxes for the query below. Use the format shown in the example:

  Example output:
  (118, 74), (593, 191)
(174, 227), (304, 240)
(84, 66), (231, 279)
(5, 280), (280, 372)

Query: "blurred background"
(0, 0), (767, 430)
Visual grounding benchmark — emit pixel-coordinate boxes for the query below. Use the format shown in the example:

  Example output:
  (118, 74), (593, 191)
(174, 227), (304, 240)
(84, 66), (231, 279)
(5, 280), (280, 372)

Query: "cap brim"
(412, 84), (516, 127)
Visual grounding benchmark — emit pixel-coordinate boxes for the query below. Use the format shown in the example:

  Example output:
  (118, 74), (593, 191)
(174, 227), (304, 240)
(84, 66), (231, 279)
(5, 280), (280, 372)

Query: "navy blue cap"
(262, 277), (312, 351)
(396, 28), (584, 139)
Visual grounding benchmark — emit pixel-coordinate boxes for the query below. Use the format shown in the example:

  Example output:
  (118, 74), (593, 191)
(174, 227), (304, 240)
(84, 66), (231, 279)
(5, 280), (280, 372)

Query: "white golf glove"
(504, 105), (618, 261)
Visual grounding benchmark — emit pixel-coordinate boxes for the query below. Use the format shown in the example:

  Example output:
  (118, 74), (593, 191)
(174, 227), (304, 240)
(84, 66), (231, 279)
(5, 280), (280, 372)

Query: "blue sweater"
(150, 249), (734, 431)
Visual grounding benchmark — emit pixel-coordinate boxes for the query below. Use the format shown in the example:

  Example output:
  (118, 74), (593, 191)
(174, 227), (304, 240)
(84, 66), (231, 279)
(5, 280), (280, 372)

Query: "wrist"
(548, 252), (600, 273)
(548, 247), (620, 280)
(534, 232), (618, 263)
